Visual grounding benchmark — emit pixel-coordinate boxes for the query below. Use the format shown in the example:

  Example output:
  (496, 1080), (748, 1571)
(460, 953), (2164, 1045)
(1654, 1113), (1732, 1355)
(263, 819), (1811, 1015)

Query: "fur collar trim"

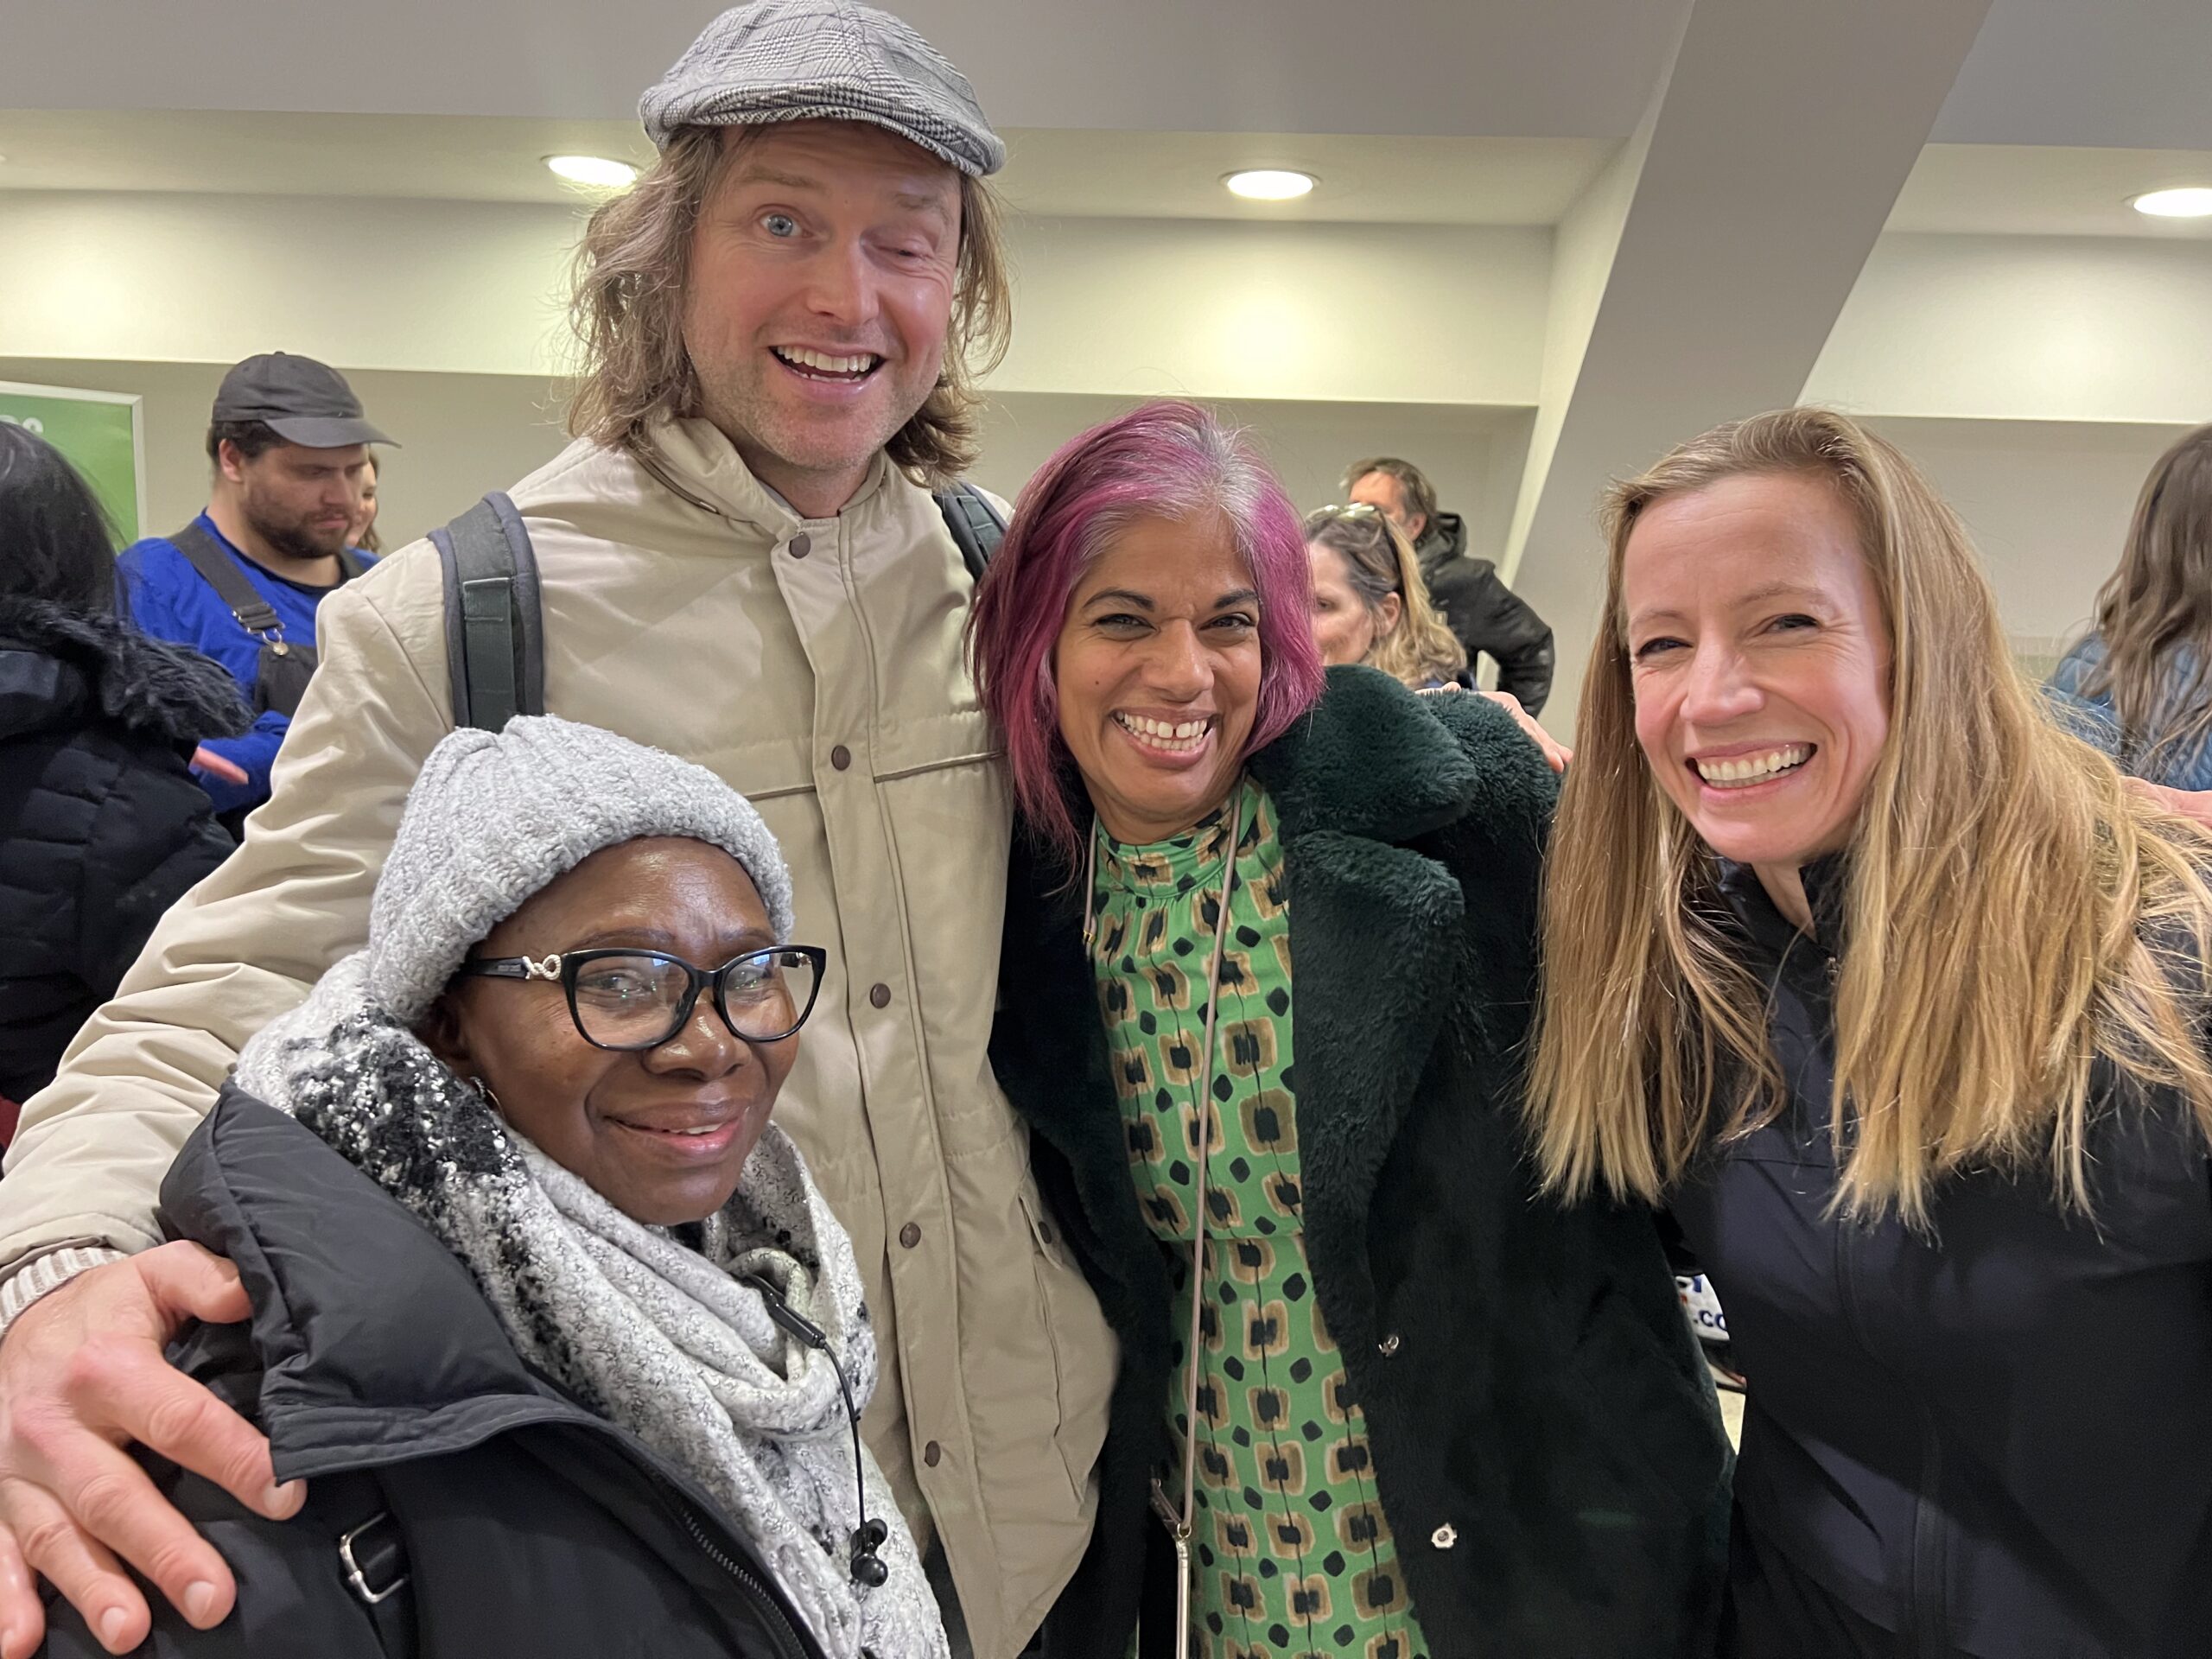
(0, 594), (250, 742)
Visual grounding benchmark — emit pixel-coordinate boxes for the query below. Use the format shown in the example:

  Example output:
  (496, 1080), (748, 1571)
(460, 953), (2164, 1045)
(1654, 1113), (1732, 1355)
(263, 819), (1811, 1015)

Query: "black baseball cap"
(211, 352), (397, 448)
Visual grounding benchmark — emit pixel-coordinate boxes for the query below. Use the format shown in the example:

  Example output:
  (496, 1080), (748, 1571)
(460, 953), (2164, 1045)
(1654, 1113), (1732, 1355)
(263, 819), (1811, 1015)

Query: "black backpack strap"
(431, 492), (543, 732)
(335, 546), (369, 583)
(169, 521), (284, 639)
(935, 482), (1005, 584)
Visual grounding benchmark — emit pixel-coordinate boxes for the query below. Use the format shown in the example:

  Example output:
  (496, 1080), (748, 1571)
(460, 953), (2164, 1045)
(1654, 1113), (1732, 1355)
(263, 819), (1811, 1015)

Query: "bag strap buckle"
(338, 1510), (410, 1605)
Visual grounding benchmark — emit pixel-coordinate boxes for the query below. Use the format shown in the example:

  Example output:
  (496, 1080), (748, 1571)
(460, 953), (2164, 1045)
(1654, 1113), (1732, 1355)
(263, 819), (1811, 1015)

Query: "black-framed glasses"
(455, 945), (829, 1052)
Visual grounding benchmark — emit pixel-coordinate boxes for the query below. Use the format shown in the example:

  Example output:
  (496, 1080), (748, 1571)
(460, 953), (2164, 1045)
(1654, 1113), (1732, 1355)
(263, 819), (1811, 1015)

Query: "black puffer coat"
(38, 1089), (830, 1658)
(0, 598), (245, 1105)
(1000, 672), (1730, 1659)
(1411, 512), (1556, 714)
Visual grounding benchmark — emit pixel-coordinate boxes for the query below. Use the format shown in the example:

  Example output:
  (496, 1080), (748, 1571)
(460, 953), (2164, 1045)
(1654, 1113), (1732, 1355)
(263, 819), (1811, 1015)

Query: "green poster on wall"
(0, 381), (148, 545)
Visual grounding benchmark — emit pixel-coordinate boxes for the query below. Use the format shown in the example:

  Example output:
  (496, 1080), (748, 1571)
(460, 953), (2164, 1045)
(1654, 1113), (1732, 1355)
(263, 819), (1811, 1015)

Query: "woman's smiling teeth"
(772, 346), (882, 381)
(1694, 744), (1813, 788)
(1115, 712), (1211, 753)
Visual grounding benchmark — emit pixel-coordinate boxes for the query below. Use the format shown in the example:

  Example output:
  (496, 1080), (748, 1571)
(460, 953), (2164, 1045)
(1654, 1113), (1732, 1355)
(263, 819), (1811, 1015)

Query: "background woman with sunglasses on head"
(1300, 504), (1467, 690)
(38, 716), (944, 1659)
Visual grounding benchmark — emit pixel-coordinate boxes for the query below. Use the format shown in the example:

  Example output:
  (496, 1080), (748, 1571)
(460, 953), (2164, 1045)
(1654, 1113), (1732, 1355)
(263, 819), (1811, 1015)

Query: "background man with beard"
(0, 8), (1113, 1659)
(116, 353), (391, 823)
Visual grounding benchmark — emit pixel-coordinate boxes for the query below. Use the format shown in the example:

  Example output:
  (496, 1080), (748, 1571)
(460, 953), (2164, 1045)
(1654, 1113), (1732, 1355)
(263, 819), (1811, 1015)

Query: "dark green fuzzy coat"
(995, 669), (1728, 1659)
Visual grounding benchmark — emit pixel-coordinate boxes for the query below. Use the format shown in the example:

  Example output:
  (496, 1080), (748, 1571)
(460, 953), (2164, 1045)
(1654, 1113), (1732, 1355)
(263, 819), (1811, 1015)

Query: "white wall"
(1808, 233), (2212, 423)
(978, 393), (1534, 563)
(993, 219), (1549, 405)
(0, 356), (572, 550)
(0, 190), (1554, 406)
(0, 354), (1534, 571)
(1864, 415), (2192, 659)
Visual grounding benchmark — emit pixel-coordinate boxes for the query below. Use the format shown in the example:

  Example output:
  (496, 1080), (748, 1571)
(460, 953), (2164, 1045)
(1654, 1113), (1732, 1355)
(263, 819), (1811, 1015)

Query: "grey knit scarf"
(236, 955), (947, 1659)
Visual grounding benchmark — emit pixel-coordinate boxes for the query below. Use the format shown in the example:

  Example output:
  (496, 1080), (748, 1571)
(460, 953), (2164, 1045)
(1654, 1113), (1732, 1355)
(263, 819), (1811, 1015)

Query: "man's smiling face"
(682, 119), (962, 512)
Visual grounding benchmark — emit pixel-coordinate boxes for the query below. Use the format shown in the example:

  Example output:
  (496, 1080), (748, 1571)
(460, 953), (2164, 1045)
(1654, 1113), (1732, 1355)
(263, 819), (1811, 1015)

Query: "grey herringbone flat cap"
(639, 0), (1003, 177)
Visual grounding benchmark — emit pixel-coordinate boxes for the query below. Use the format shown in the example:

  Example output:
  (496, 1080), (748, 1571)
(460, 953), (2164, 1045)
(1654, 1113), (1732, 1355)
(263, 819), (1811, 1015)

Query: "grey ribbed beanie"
(365, 716), (797, 1024)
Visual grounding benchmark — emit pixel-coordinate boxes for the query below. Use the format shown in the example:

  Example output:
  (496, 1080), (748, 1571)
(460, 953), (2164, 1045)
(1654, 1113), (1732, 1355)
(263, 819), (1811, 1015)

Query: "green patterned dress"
(1087, 777), (1431, 1659)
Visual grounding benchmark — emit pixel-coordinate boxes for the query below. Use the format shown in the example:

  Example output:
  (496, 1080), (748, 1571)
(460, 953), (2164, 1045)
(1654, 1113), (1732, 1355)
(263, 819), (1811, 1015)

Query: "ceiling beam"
(1502, 0), (1995, 730)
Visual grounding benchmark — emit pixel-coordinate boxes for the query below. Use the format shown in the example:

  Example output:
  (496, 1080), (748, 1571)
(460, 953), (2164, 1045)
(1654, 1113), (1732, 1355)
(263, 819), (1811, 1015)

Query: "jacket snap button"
(900, 1222), (922, 1249)
(869, 982), (892, 1009)
(1431, 1523), (1457, 1549)
(1038, 1220), (1055, 1247)
(788, 532), (812, 559)
(1377, 1333), (1402, 1357)
(830, 745), (851, 771)
(924, 1440), (943, 1468)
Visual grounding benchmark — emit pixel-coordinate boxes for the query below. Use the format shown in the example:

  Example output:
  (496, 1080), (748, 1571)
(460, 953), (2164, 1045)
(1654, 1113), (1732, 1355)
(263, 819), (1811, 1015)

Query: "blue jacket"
(2045, 634), (2212, 791)
(115, 514), (372, 815)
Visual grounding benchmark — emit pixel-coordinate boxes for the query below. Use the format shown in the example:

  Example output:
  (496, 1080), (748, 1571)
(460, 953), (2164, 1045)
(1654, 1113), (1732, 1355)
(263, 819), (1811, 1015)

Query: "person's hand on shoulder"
(0, 1244), (302, 1657)
(2128, 778), (2212, 830)
(1420, 685), (1573, 772)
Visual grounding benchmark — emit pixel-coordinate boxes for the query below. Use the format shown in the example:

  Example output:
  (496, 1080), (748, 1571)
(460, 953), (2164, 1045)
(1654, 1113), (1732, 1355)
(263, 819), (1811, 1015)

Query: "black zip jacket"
(1670, 858), (2212, 1658)
(38, 1090), (830, 1659)
(0, 597), (245, 1104)
(1411, 512), (1556, 714)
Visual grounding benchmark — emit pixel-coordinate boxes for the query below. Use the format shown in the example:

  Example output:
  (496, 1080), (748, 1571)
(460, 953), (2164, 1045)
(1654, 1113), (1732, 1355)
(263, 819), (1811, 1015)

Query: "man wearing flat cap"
(115, 353), (393, 825)
(0, 9), (1112, 1659)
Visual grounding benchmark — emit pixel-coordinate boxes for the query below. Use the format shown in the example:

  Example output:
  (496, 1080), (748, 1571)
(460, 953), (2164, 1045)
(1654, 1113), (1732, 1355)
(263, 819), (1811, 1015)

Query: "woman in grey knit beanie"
(67, 716), (950, 1659)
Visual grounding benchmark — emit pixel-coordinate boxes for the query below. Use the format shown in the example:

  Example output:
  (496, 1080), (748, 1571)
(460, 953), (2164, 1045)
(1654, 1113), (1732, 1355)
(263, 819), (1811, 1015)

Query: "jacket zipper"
(1824, 957), (1947, 1658)
(658, 1477), (812, 1659)
(1910, 1411), (1947, 1658)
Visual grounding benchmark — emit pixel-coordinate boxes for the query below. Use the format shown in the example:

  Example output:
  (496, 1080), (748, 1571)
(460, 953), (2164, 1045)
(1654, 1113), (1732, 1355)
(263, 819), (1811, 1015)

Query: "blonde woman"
(1528, 407), (2212, 1659)
(1302, 504), (1468, 689)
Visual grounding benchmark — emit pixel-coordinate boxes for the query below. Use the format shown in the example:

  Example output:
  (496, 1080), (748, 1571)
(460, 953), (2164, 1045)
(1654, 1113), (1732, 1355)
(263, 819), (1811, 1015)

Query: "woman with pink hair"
(971, 401), (1726, 1659)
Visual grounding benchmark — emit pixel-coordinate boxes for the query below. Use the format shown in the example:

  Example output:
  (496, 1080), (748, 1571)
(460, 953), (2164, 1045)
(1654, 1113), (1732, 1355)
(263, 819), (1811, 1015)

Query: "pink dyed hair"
(968, 399), (1325, 863)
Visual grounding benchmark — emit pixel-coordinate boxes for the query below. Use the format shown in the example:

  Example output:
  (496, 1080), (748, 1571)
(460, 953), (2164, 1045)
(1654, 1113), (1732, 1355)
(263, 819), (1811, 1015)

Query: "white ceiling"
(3, 0), (2210, 240)
(3, 107), (2208, 244)
(2, 0), (2209, 150)
(1890, 145), (2212, 238)
(0, 109), (1620, 225)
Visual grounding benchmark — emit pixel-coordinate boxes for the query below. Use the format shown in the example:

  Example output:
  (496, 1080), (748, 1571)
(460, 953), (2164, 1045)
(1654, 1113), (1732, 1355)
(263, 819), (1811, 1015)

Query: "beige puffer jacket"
(1, 418), (1116, 1659)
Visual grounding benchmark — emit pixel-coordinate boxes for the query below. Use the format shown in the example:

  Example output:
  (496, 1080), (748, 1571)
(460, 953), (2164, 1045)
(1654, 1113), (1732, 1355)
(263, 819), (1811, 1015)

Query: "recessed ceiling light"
(2132, 187), (2212, 219)
(1224, 168), (1317, 201)
(545, 154), (639, 188)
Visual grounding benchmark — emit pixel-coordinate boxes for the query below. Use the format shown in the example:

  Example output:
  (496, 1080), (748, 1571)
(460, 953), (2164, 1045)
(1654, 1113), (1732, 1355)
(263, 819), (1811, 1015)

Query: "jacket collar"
(635, 415), (896, 537)
(161, 1090), (571, 1465)
(1715, 851), (1849, 961)
(1247, 671), (1512, 1324)
(0, 594), (249, 746)
(1248, 665), (1483, 844)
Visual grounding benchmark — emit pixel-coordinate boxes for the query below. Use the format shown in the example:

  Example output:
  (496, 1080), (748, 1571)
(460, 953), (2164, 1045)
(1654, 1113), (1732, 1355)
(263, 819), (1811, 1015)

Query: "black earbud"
(850, 1517), (891, 1586)
(742, 1273), (891, 1589)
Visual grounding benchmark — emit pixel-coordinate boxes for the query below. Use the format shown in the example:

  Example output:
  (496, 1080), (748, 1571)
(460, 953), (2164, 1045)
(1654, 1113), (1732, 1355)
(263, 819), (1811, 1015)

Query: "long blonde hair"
(566, 125), (1013, 487)
(1528, 407), (2212, 1224)
(1302, 504), (1467, 689)
(2076, 423), (2212, 771)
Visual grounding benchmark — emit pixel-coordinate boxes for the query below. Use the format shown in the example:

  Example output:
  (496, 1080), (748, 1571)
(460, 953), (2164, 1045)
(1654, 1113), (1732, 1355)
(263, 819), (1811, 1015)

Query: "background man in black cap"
(115, 352), (394, 826)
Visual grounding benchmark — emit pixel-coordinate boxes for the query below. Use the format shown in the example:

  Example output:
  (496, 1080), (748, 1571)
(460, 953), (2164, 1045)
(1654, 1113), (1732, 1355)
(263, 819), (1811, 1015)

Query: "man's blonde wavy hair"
(1527, 406), (2212, 1226)
(566, 125), (1012, 487)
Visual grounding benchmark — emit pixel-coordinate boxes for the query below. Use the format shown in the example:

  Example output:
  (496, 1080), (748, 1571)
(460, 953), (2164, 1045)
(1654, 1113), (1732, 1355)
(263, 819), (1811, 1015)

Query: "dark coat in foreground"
(0, 597), (246, 1105)
(1001, 670), (1730, 1659)
(38, 1090), (829, 1659)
